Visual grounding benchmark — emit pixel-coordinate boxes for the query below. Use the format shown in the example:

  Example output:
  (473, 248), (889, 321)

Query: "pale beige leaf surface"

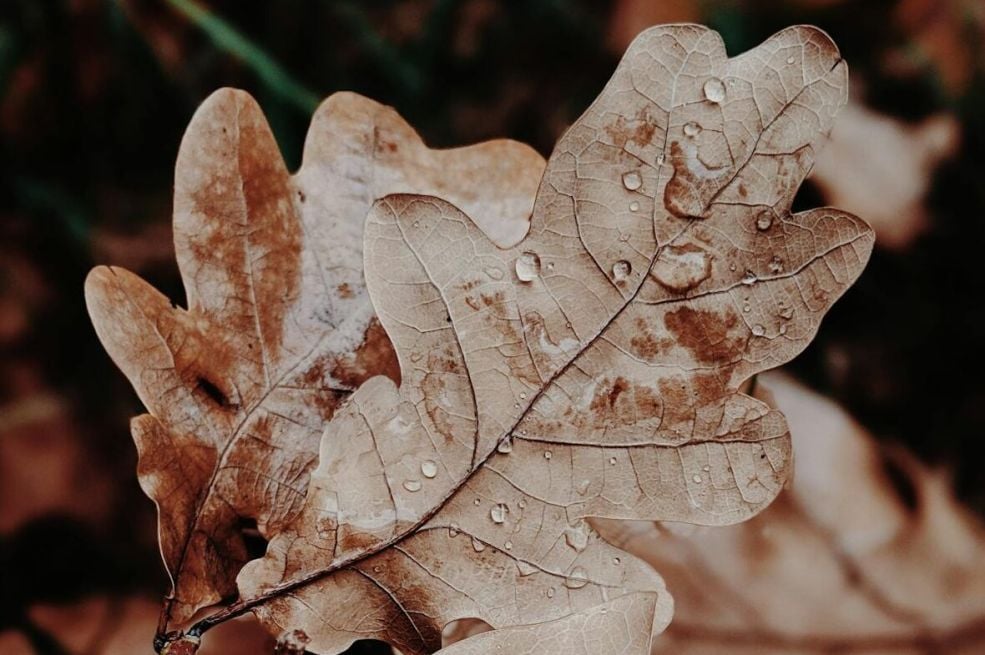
(83, 88), (545, 630)
(226, 25), (873, 655)
(599, 372), (985, 654)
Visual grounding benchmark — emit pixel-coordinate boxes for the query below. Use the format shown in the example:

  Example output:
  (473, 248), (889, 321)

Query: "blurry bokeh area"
(1, 1), (983, 653)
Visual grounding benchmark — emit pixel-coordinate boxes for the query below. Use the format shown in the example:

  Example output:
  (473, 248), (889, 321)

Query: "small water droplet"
(619, 233), (630, 242)
(545, 261), (555, 271)
(613, 557), (621, 565)
(565, 566), (589, 589)
(629, 201), (640, 212)
(622, 170), (643, 191)
(544, 450), (552, 460)
(756, 212), (773, 231)
(656, 153), (666, 166)
(752, 324), (766, 337)
(413, 220), (421, 228)
(729, 263), (737, 272)
(609, 456), (617, 465)
(786, 55), (796, 65)
(373, 565), (382, 573)
(743, 303), (751, 313)
(565, 523), (589, 552)
(474, 498), (481, 506)
(769, 256), (783, 274)
(513, 403), (520, 409)
(515, 252), (541, 282)
(611, 260), (632, 282)
(421, 460), (438, 479)
(504, 540), (513, 550)
(403, 479), (422, 492)
(779, 324), (788, 335)
(490, 503), (508, 524)
(471, 537), (486, 552)
(497, 437), (513, 454)
(448, 523), (459, 537)
(547, 587), (555, 598)
(409, 352), (422, 363)
(485, 266), (504, 280)
(683, 121), (702, 137)
(517, 496), (527, 509)
(575, 479), (590, 496)
(703, 77), (726, 103)
(741, 270), (758, 286)
(692, 474), (703, 484)
(519, 392), (527, 400)
(703, 465), (710, 472)
(779, 306), (794, 320)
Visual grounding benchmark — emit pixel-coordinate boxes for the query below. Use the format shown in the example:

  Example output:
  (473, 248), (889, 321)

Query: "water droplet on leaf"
(611, 260), (631, 282)
(683, 121), (702, 137)
(629, 201), (640, 212)
(752, 324), (766, 337)
(472, 537), (486, 552)
(544, 450), (552, 460)
(756, 212), (773, 230)
(420, 460), (438, 479)
(651, 244), (712, 293)
(490, 503), (508, 524)
(622, 171), (642, 191)
(403, 479), (422, 492)
(515, 252), (541, 282)
(565, 567), (589, 589)
(497, 437), (513, 454)
(703, 77), (726, 103)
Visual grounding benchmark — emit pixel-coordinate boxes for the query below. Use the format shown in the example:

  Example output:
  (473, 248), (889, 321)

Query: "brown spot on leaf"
(664, 306), (746, 365)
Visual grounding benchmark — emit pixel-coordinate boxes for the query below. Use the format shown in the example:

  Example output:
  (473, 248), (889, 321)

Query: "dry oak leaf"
(83, 89), (545, 630)
(173, 24), (876, 655)
(600, 372), (985, 654)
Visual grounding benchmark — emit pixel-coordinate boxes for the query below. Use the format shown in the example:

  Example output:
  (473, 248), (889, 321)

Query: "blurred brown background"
(1, 1), (983, 653)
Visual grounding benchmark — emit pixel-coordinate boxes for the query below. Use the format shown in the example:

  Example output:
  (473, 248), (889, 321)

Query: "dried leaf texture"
(235, 25), (872, 655)
(84, 89), (545, 628)
(600, 373), (985, 654)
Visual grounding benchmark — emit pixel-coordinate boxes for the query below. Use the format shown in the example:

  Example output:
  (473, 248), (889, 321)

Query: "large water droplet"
(564, 523), (589, 553)
(683, 121), (702, 137)
(565, 566), (589, 589)
(421, 460), (438, 479)
(611, 260), (632, 282)
(471, 537), (486, 552)
(516, 560), (538, 576)
(622, 171), (642, 191)
(703, 77), (726, 104)
(515, 252), (541, 282)
(756, 212), (773, 231)
(651, 244), (712, 293)
(403, 479), (422, 492)
(490, 503), (508, 524)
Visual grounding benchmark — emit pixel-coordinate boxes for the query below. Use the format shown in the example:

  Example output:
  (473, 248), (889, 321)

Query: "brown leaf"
(811, 101), (958, 250)
(216, 25), (873, 655)
(599, 373), (985, 654)
(84, 89), (545, 628)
